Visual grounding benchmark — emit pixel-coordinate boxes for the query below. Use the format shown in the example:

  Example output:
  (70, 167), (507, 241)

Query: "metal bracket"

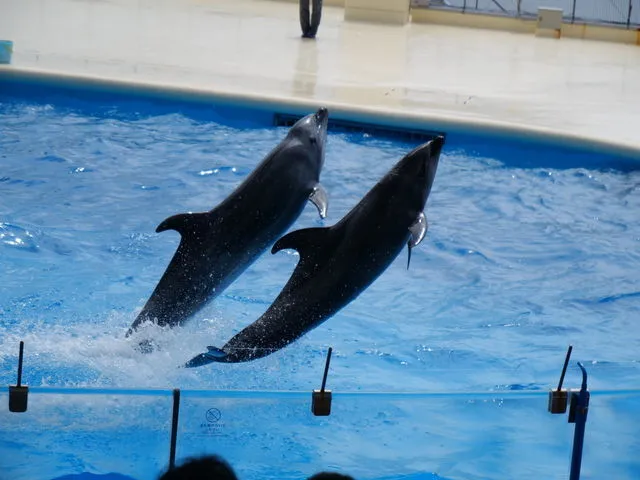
(9, 341), (28, 413)
(311, 347), (333, 416)
(548, 345), (572, 414)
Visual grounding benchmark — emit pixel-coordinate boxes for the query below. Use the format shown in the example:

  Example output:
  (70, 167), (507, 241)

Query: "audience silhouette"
(158, 456), (238, 480)
(158, 455), (355, 480)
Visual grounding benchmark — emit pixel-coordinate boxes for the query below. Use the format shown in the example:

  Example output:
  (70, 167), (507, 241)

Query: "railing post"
(517, 0), (521, 17)
(571, 0), (577, 24)
(568, 363), (590, 480)
(548, 348), (591, 480)
(169, 388), (181, 470)
(627, 0), (633, 29)
(462, 0), (467, 14)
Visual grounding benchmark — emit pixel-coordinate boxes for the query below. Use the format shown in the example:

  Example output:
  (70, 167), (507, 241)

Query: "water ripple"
(37, 154), (67, 163)
(570, 291), (640, 306)
(1, 97), (639, 396)
(0, 222), (39, 252)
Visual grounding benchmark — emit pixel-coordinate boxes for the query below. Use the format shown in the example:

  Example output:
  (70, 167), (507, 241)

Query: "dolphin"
(185, 135), (444, 366)
(127, 107), (330, 340)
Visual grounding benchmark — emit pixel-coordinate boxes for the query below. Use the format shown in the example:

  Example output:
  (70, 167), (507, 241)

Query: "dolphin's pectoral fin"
(156, 212), (211, 237)
(407, 212), (428, 270)
(309, 184), (329, 219)
(272, 226), (333, 260)
(408, 212), (428, 248)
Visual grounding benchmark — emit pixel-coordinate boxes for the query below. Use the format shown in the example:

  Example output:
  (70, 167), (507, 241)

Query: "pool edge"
(1, 65), (639, 160)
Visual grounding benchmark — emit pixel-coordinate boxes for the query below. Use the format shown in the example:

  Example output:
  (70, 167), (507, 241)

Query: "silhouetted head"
(307, 473), (355, 480)
(285, 107), (329, 171)
(158, 455), (238, 480)
(391, 135), (444, 206)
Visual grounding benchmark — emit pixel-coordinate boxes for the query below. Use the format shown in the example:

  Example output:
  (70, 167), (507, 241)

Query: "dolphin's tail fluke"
(183, 346), (227, 368)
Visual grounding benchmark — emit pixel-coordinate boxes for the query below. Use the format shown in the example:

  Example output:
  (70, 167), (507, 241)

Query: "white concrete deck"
(1, 0), (639, 151)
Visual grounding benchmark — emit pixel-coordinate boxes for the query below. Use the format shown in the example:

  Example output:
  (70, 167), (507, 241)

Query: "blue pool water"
(1, 79), (639, 480)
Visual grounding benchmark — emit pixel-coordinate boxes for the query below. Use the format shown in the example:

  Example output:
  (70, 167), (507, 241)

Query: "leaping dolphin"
(185, 135), (444, 366)
(127, 108), (330, 341)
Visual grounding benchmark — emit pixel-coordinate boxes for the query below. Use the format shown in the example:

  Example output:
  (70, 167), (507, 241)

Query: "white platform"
(0, 0), (639, 151)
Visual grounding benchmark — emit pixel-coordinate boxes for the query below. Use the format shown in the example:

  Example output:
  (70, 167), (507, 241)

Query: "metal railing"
(4, 342), (637, 480)
(414, 0), (640, 28)
(5, 342), (640, 480)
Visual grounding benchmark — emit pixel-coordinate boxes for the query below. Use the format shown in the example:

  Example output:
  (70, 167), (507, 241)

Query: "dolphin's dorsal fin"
(272, 227), (333, 262)
(156, 212), (211, 237)
(407, 212), (428, 269)
(309, 184), (328, 219)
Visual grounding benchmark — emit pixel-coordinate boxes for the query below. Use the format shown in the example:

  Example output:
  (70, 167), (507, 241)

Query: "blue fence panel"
(2, 387), (639, 479)
(0, 388), (174, 480)
(416, 0), (639, 27)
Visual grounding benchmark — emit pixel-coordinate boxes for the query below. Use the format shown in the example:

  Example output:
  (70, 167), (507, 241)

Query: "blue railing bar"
(6, 386), (176, 397)
(4, 386), (639, 399)
(178, 390), (550, 400)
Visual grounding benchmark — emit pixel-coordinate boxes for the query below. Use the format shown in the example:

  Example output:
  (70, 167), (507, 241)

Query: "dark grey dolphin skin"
(126, 108), (330, 339)
(185, 136), (444, 367)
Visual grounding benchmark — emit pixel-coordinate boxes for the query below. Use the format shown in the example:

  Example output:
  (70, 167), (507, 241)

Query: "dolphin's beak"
(314, 107), (328, 126)
(314, 107), (329, 138)
(423, 135), (444, 197)
(312, 107), (329, 168)
(429, 135), (445, 161)
(408, 135), (443, 175)
(399, 135), (443, 201)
